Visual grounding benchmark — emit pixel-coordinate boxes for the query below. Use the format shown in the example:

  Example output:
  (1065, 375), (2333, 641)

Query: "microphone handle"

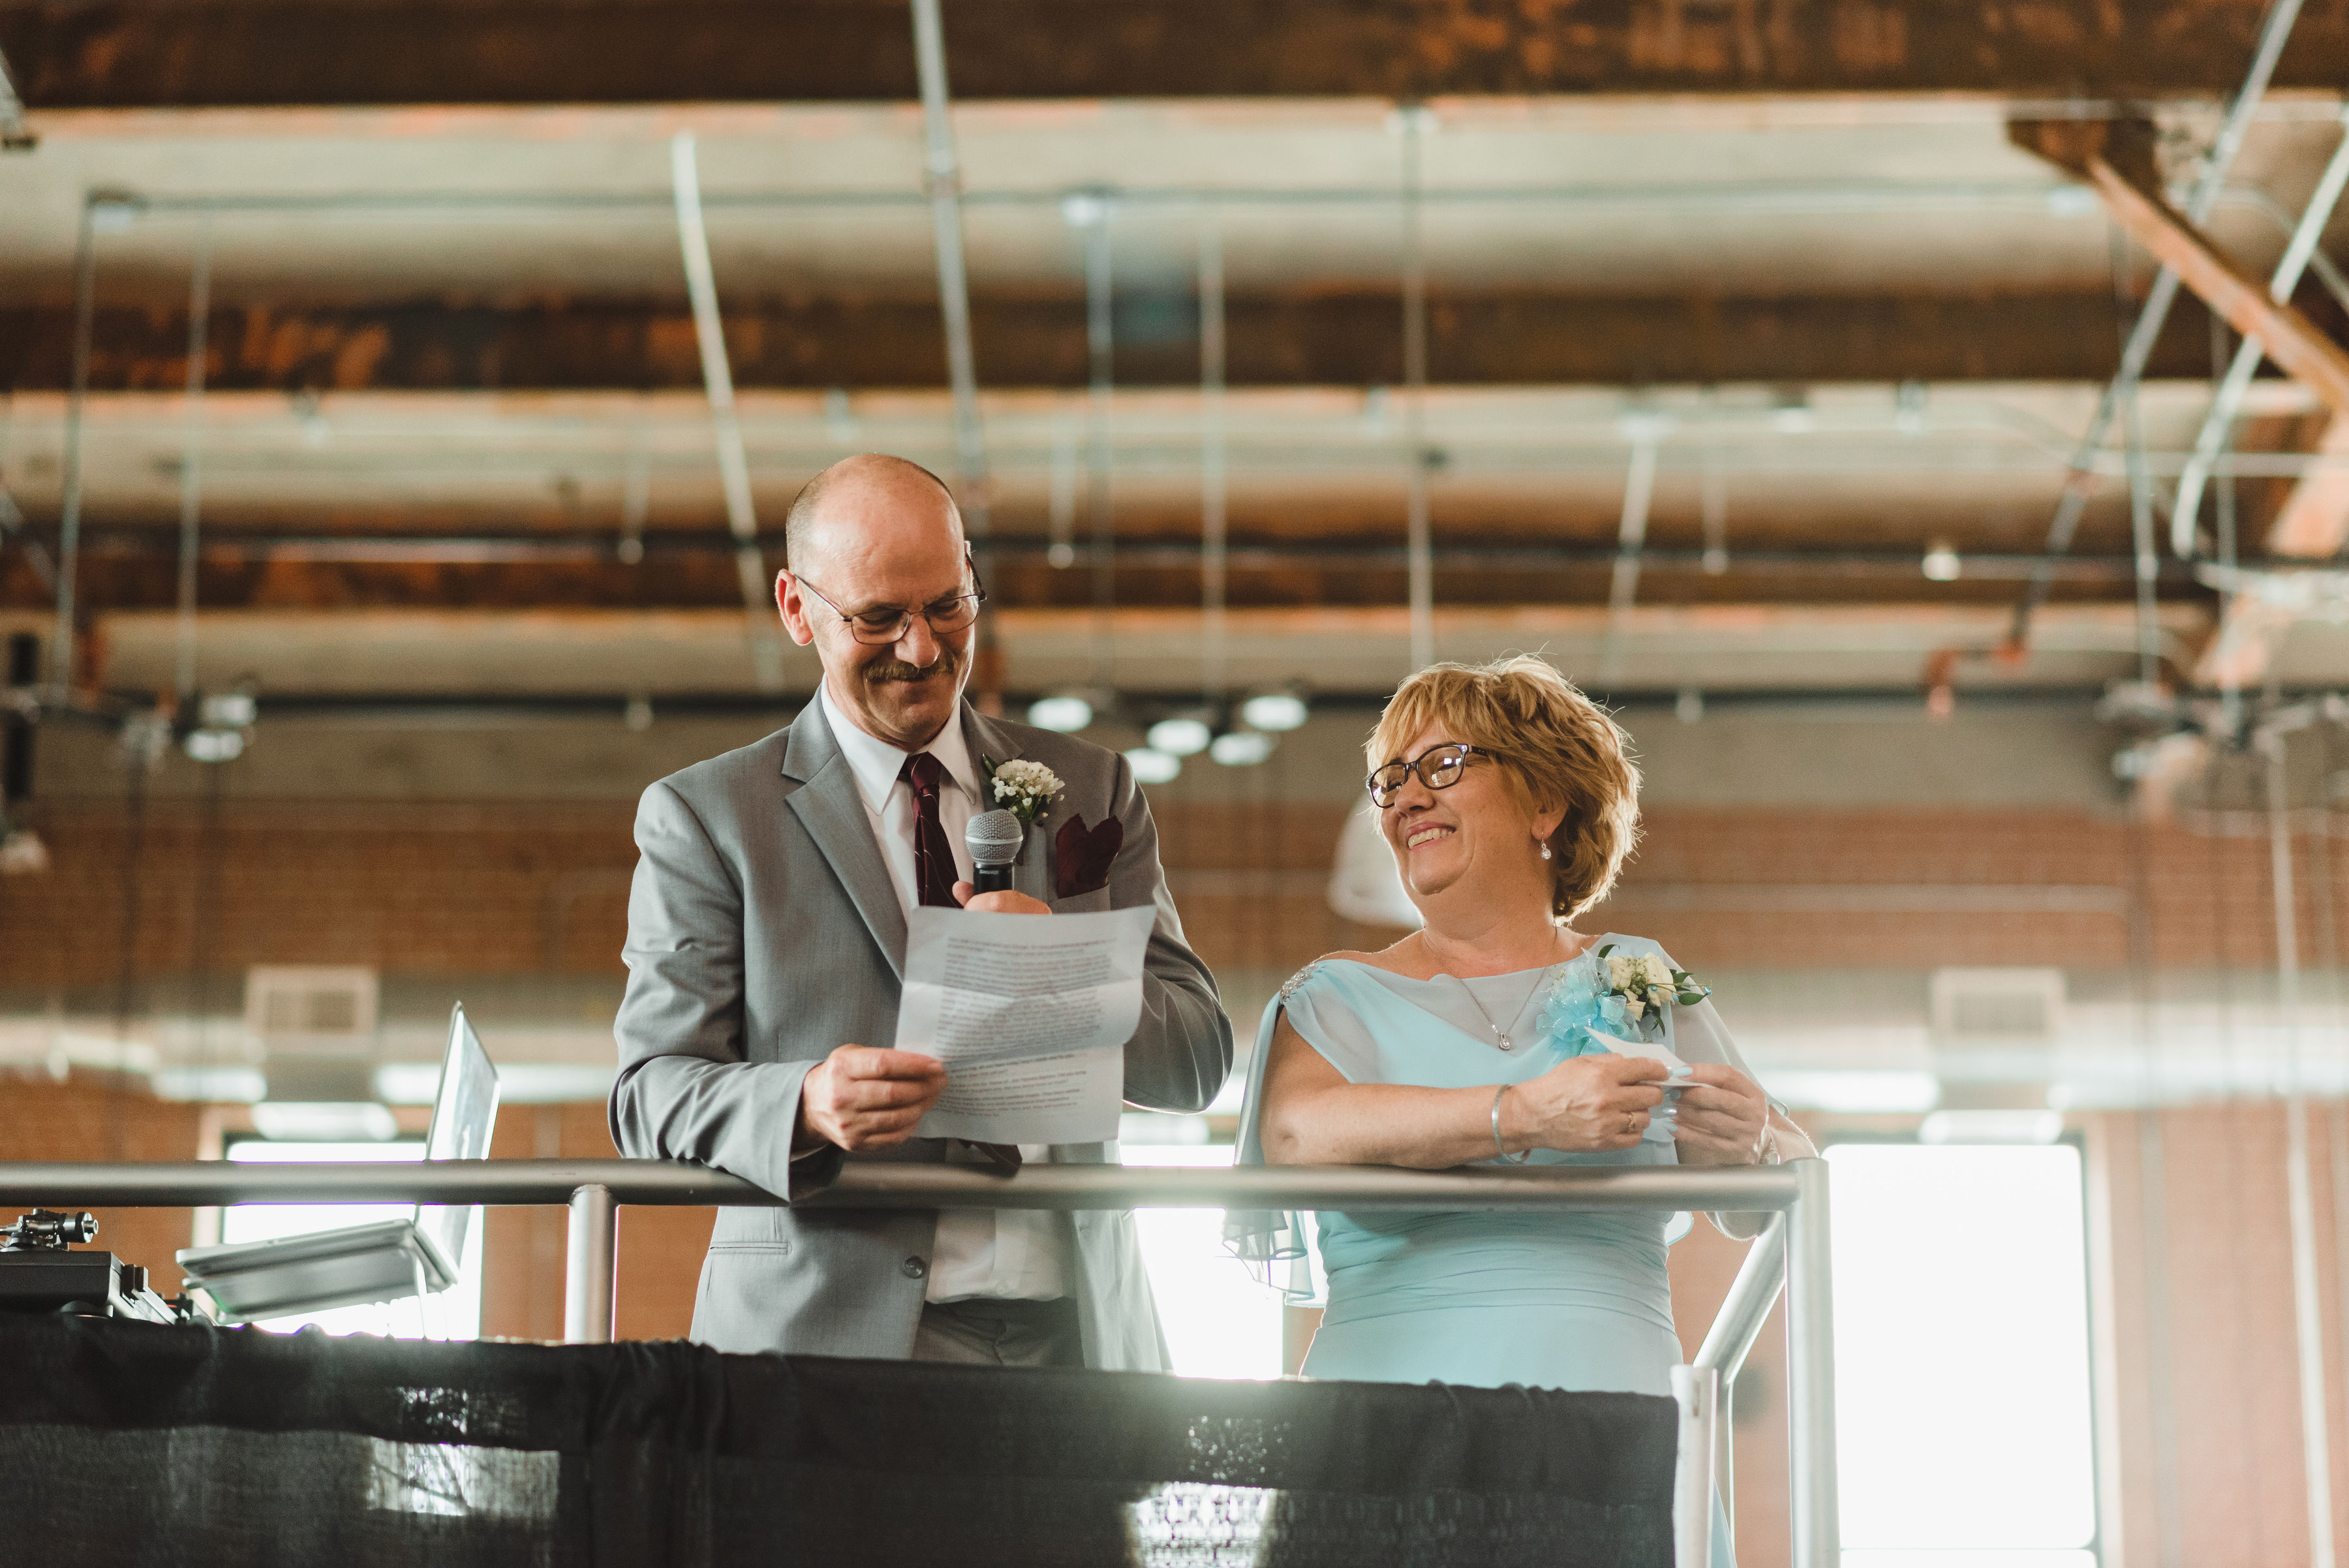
(972, 864), (1015, 895)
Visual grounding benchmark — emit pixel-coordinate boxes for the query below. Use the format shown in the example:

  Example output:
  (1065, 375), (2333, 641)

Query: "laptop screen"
(415, 1003), (500, 1274)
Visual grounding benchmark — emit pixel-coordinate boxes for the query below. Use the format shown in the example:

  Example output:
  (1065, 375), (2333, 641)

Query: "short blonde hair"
(1368, 655), (1641, 919)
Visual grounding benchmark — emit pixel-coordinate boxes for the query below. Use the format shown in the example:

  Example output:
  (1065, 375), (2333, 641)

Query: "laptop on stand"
(178, 1003), (501, 1324)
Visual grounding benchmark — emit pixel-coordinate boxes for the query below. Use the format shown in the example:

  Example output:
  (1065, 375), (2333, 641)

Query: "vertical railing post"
(1785, 1156), (1840, 1568)
(1670, 1363), (1719, 1568)
(564, 1182), (617, 1345)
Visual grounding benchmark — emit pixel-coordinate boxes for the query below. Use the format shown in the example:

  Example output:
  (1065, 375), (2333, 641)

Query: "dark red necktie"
(900, 752), (1022, 1173)
(901, 753), (960, 911)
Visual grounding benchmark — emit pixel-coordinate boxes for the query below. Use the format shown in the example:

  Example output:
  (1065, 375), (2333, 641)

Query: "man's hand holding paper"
(893, 904), (1158, 1144)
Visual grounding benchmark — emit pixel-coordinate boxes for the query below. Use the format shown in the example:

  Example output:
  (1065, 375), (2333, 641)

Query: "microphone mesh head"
(965, 808), (1026, 867)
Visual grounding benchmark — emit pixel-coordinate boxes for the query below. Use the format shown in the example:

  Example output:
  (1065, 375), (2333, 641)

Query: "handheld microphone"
(966, 809), (1024, 895)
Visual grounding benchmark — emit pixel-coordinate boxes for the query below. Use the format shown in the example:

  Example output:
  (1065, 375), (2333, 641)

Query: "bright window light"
(1122, 1141), (1280, 1380)
(1826, 1143), (2096, 1560)
(223, 1140), (482, 1339)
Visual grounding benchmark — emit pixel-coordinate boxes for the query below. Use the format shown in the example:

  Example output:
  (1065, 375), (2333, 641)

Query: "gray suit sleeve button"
(901, 1255), (927, 1279)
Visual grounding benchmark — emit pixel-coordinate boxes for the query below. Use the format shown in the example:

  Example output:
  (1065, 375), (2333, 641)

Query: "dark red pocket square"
(1054, 814), (1123, 899)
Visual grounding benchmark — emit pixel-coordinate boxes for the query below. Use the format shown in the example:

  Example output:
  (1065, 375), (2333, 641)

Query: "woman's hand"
(1672, 1064), (1769, 1166)
(1504, 1054), (1670, 1154)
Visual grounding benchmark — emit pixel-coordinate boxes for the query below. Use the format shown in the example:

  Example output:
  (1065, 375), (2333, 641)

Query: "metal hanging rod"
(99, 180), (2275, 221)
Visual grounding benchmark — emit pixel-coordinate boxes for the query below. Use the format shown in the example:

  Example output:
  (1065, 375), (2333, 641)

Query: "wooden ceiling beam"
(2014, 117), (2349, 688)
(0, 288), (2235, 395)
(7, 0), (2345, 104)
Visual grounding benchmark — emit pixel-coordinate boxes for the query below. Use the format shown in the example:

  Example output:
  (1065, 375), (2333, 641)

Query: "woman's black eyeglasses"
(1367, 743), (1496, 808)
(792, 553), (987, 646)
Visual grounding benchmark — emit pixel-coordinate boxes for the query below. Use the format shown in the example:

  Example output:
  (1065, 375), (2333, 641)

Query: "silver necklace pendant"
(1458, 961), (1552, 1055)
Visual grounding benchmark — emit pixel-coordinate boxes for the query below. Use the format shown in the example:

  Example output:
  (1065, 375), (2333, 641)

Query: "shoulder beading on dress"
(1277, 961), (1325, 1003)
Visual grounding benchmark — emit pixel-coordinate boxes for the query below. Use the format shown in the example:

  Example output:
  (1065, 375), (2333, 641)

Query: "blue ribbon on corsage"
(1529, 952), (1697, 1134)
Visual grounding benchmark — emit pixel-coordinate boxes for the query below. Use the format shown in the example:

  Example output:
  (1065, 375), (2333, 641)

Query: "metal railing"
(0, 1157), (1834, 1568)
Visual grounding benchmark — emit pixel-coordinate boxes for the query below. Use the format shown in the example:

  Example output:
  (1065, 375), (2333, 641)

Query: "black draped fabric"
(0, 1314), (1676, 1566)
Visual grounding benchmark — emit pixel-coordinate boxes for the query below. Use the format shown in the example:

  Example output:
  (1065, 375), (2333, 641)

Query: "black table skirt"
(1, 1314), (1675, 1567)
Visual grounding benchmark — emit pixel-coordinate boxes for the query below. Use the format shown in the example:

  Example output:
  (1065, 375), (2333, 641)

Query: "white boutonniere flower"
(982, 755), (1065, 825)
(1596, 944), (1711, 1035)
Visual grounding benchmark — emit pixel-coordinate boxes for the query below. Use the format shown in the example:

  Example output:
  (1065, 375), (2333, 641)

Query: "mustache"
(862, 650), (959, 684)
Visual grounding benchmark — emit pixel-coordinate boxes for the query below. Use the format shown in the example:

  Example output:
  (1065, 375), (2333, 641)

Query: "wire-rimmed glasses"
(1367, 743), (1496, 808)
(792, 554), (987, 646)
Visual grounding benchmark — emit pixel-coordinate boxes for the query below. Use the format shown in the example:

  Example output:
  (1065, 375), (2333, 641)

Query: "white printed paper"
(894, 904), (1157, 1144)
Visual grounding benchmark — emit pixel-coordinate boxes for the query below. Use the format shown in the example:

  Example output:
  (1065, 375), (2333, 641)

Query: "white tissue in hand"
(1587, 1028), (1694, 1081)
(1587, 1028), (1695, 1124)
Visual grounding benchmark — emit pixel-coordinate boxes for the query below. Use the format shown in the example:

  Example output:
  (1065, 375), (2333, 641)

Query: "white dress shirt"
(817, 684), (1071, 1304)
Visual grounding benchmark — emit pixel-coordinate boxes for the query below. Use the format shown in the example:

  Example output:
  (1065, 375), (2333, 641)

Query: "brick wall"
(7, 795), (2342, 987)
(0, 1073), (202, 1297)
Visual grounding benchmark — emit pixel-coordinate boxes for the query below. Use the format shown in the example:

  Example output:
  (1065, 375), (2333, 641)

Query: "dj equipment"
(1, 1208), (210, 1325)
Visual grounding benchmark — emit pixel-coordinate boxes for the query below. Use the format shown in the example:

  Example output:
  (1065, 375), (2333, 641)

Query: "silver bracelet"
(1491, 1084), (1530, 1165)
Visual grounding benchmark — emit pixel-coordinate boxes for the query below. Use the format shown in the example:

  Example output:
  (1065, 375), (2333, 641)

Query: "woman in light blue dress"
(1229, 656), (1813, 1566)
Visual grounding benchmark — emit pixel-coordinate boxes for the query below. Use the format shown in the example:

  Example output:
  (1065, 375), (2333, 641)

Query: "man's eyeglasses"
(1367, 743), (1496, 808)
(791, 555), (988, 647)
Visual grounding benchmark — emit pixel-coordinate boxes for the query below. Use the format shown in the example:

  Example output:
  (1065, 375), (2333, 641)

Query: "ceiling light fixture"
(1026, 693), (1096, 733)
(1124, 746), (1182, 785)
(1146, 713), (1213, 757)
(183, 728), (246, 763)
(0, 825), (48, 876)
(1209, 730), (1276, 767)
(1238, 689), (1310, 733)
(1768, 387), (1815, 435)
(1922, 542), (1961, 582)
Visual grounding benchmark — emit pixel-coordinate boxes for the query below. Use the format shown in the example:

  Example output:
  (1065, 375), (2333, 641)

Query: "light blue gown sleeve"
(1223, 963), (1364, 1302)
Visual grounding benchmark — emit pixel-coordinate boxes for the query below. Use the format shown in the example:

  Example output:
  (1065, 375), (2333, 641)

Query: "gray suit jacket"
(609, 698), (1233, 1368)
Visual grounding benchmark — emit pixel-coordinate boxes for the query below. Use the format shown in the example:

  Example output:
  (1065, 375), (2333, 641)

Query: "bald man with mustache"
(610, 453), (1233, 1369)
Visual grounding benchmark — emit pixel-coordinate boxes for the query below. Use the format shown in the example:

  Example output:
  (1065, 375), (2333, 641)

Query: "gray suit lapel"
(962, 707), (1054, 902)
(783, 699), (909, 979)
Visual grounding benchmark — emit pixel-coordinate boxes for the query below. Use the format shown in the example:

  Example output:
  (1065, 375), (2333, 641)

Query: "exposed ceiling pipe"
(1074, 192), (1116, 690)
(1199, 219), (1228, 708)
(1398, 106), (1434, 673)
(1600, 425), (1663, 681)
(117, 180), (2302, 220)
(175, 224), (212, 704)
(2262, 723), (2339, 1568)
(669, 131), (786, 694)
(2172, 108), (2349, 553)
(49, 194), (98, 698)
(67, 532), (2207, 582)
(910, 0), (991, 538)
(2010, 0), (2307, 650)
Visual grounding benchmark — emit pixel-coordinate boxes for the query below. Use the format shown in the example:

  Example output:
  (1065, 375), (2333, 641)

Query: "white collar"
(819, 682), (979, 817)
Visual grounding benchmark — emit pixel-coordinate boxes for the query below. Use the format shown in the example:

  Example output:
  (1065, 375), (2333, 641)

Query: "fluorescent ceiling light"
(1146, 715), (1213, 757)
(183, 728), (247, 763)
(200, 692), (257, 728)
(251, 1102), (399, 1143)
(1209, 730), (1276, 766)
(1124, 746), (1182, 784)
(151, 1066), (268, 1103)
(1027, 694), (1094, 733)
(1918, 1109), (2064, 1145)
(1239, 691), (1309, 732)
(1761, 1069), (1941, 1115)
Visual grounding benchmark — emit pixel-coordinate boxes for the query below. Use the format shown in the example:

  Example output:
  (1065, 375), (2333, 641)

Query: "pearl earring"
(1539, 842), (1552, 861)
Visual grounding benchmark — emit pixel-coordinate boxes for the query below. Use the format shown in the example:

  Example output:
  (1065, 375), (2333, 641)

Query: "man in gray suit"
(611, 453), (1233, 1370)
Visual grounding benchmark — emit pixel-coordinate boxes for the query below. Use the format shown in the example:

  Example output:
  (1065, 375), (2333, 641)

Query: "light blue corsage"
(1526, 951), (1615, 1068)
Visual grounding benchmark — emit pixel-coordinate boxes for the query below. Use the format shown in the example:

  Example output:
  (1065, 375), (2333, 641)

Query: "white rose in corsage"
(1595, 944), (1710, 1045)
(981, 755), (1065, 825)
